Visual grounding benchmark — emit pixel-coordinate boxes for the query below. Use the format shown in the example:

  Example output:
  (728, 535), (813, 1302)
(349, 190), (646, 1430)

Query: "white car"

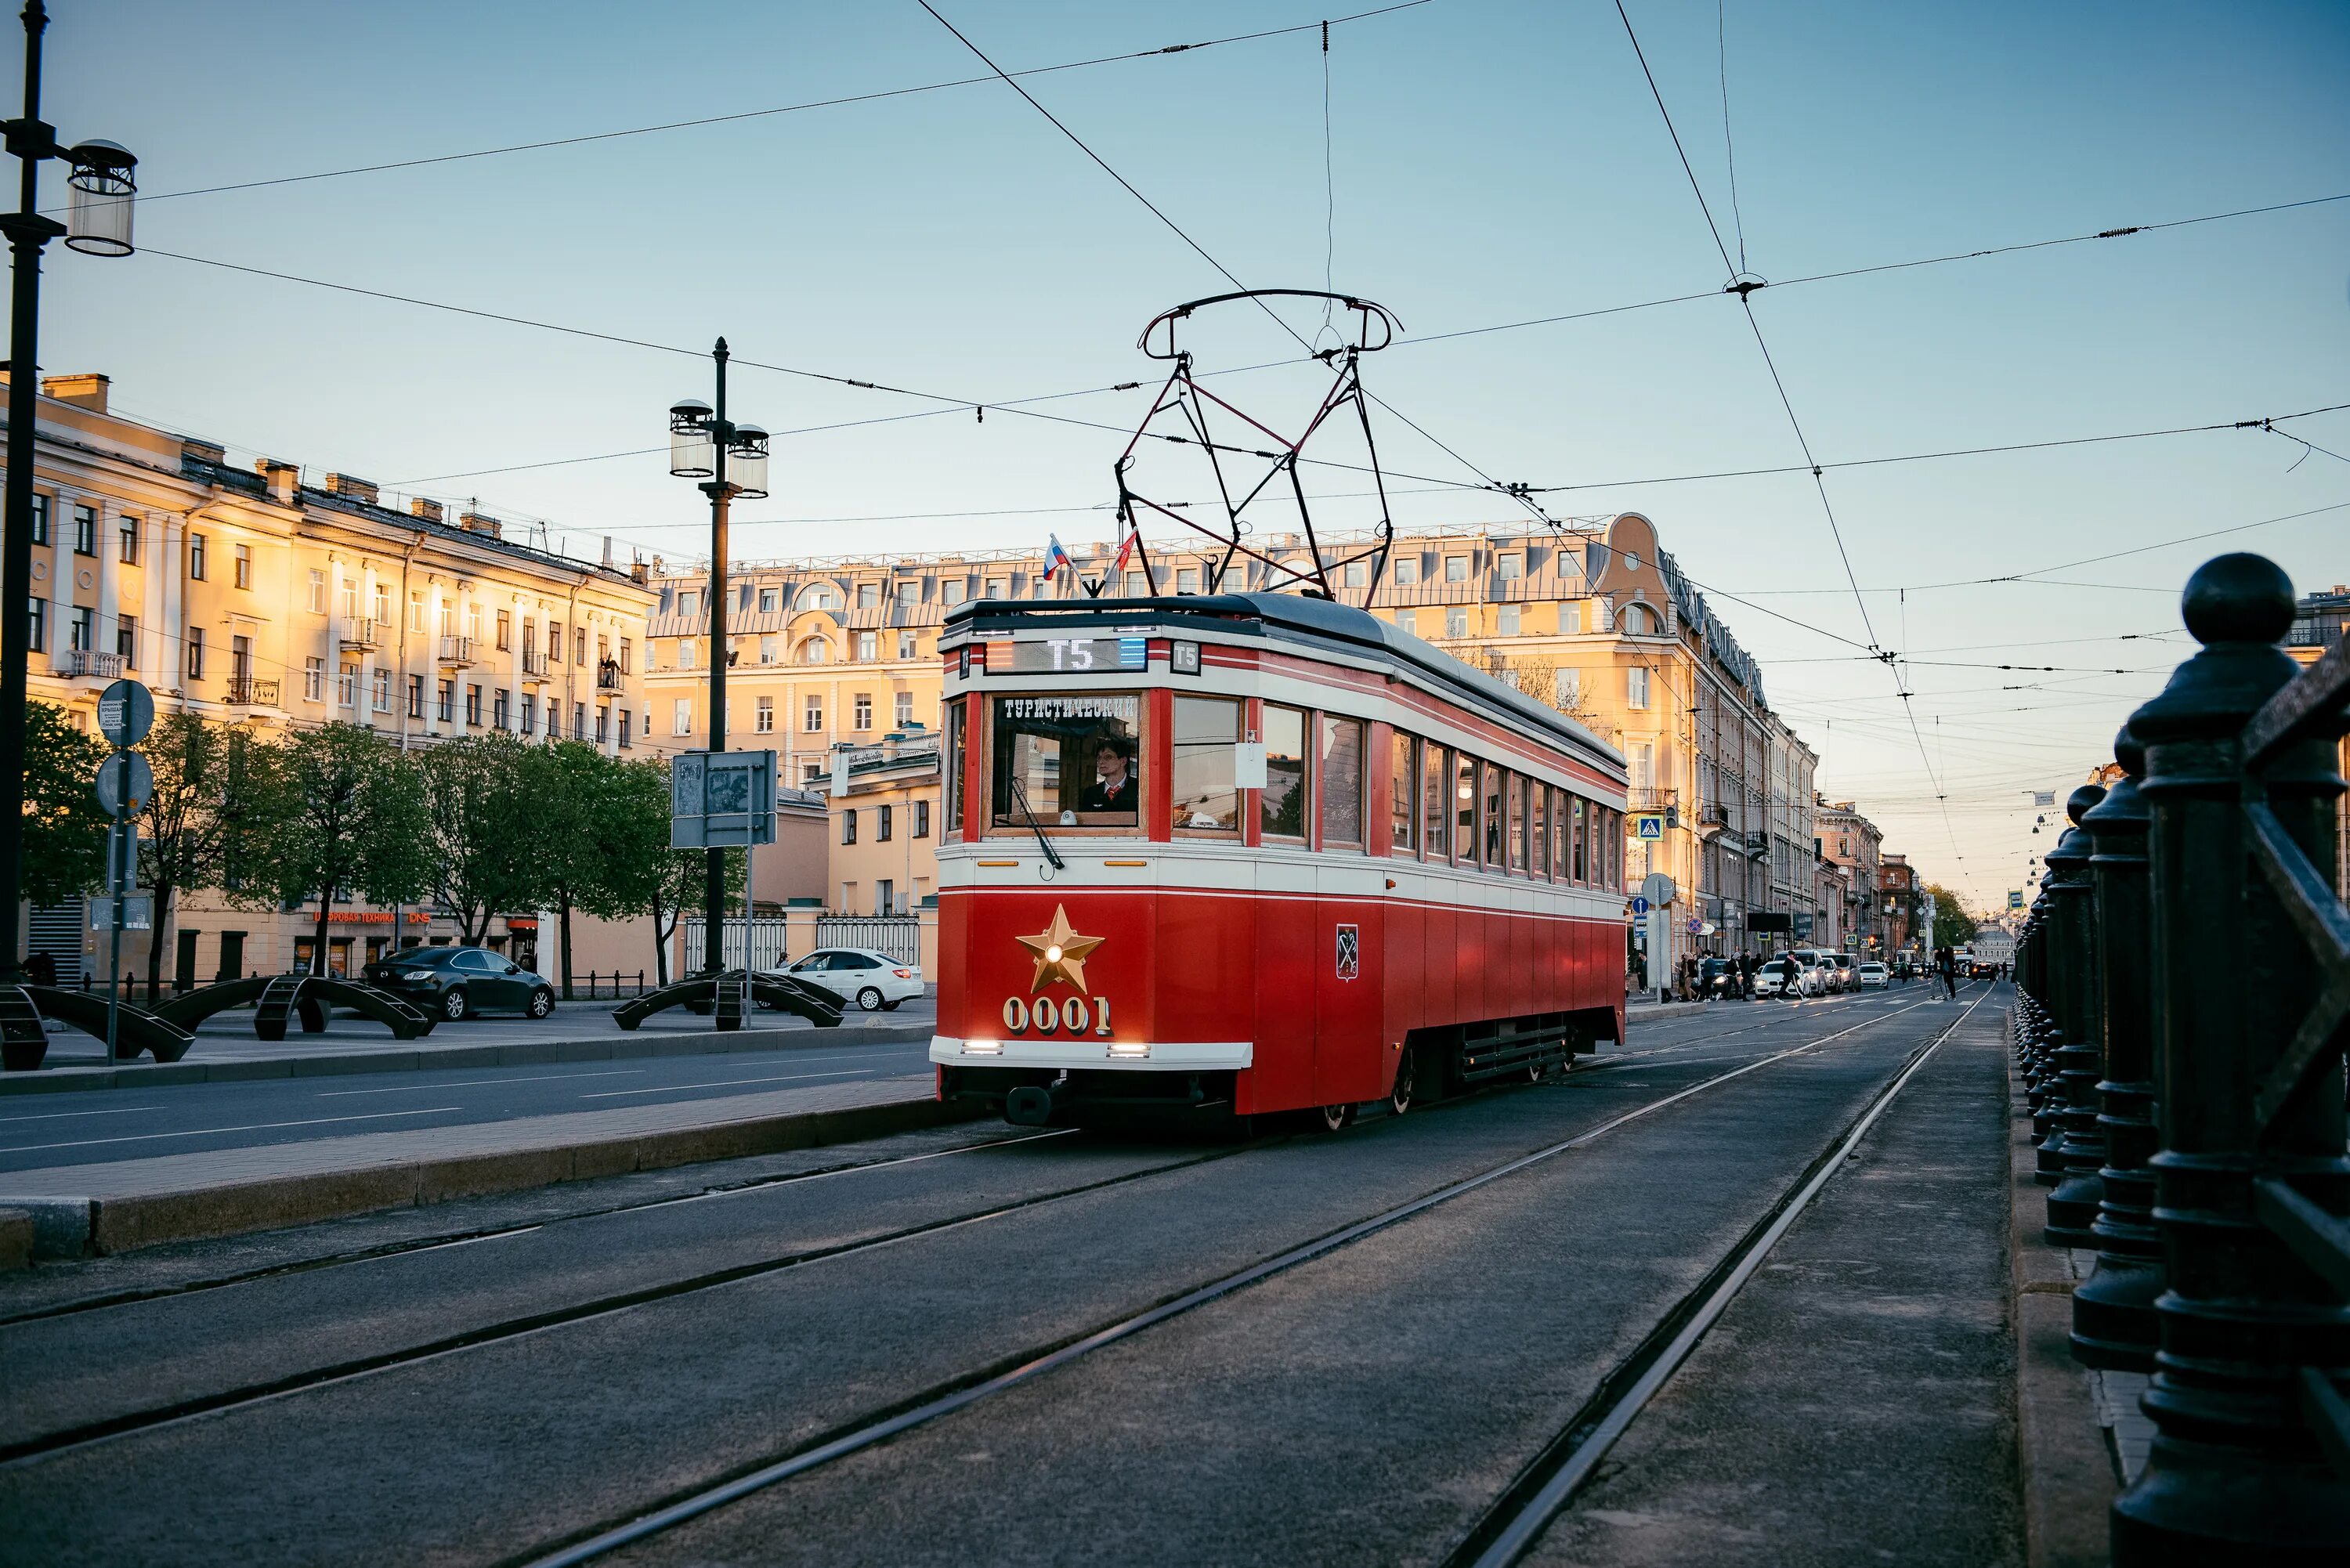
(1754, 959), (1802, 999)
(765, 948), (924, 1013)
(1856, 962), (1889, 989)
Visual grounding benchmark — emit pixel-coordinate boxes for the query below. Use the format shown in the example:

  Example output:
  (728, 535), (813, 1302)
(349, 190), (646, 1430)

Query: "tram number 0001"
(1002, 995), (1114, 1037)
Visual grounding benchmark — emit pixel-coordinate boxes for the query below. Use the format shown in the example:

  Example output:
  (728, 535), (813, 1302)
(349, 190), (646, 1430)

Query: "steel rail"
(508, 995), (1954, 1568)
(1450, 985), (1998, 1568)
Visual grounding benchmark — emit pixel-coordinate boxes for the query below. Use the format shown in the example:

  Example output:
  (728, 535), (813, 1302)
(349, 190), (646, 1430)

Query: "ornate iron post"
(2046, 783), (2110, 1245)
(2112, 553), (2350, 1564)
(2073, 728), (2162, 1367)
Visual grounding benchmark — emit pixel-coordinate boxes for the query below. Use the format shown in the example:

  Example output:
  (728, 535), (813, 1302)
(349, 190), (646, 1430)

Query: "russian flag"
(1112, 522), (1138, 574)
(1043, 533), (1076, 581)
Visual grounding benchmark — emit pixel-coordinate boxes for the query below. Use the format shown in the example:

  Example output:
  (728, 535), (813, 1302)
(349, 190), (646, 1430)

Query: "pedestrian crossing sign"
(1632, 812), (1665, 841)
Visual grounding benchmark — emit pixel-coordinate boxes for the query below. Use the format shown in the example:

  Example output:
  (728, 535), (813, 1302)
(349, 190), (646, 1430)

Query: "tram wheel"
(1386, 1047), (1418, 1118)
(1308, 1101), (1356, 1134)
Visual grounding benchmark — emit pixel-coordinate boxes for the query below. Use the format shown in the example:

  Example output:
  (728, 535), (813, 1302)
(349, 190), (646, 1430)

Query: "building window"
(373, 669), (391, 712)
(618, 709), (631, 749)
(519, 692), (537, 735)
(897, 582), (919, 610)
(1177, 567), (1200, 594)
(1621, 602), (1653, 636)
(494, 688), (510, 729)
(841, 809), (858, 845)
(28, 493), (47, 545)
(407, 674), (425, 718)
(680, 639), (696, 670)
(118, 518), (139, 564)
(985, 578), (1007, 600)
(71, 504), (96, 556)
(1395, 609), (1416, 636)
(897, 630), (916, 659)
(804, 696), (823, 732)
(676, 591), (696, 619)
(595, 706), (608, 742)
(1628, 667), (1651, 710)
(115, 615), (136, 667)
(1553, 668), (1582, 710)
(895, 691), (914, 728)
(856, 630), (878, 662)
(617, 638), (632, 674)
(26, 598), (42, 653)
(1498, 605), (1521, 635)
(877, 804), (894, 841)
(575, 627), (588, 666)
(673, 699), (692, 735)
(1393, 557), (1419, 586)
(1123, 570), (1148, 596)
(800, 638), (830, 665)
(573, 702), (586, 738)
(1343, 561), (1368, 588)
(494, 609), (511, 650)
(914, 799), (931, 837)
(188, 533), (207, 580)
(465, 685), (482, 725)
(758, 635), (776, 664)
(1444, 555), (1467, 583)
(186, 627), (204, 679)
(67, 605), (92, 652)
(757, 587), (777, 613)
(339, 577), (359, 620)
(1497, 554), (1523, 581)
(858, 582), (880, 609)
(854, 693), (873, 730)
(877, 878), (897, 916)
(1444, 607), (1467, 638)
(754, 696), (774, 732)
(1562, 603), (1583, 634)
(307, 569), (326, 613)
(305, 657), (325, 702)
(233, 543), (252, 589)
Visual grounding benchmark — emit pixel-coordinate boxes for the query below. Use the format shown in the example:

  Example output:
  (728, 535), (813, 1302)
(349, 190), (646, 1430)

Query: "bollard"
(2111, 553), (2350, 1564)
(2046, 783), (2110, 1245)
(2034, 869), (2080, 1186)
(2072, 726), (2163, 1369)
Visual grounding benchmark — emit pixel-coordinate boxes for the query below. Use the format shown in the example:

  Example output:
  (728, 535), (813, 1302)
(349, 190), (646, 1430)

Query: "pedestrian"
(1738, 950), (1755, 1000)
(1936, 945), (1958, 999)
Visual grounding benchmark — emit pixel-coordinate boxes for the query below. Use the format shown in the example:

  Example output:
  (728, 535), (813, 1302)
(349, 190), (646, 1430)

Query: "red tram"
(931, 592), (1629, 1129)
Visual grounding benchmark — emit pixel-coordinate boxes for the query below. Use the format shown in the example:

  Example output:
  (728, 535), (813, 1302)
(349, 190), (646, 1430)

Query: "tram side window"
(1482, 763), (1505, 868)
(1571, 797), (1588, 883)
(1603, 807), (1622, 890)
(1171, 695), (1241, 832)
(1318, 716), (1365, 849)
(1455, 753), (1477, 867)
(1509, 774), (1529, 872)
(945, 698), (967, 836)
(1390, 732), (1417, 853)
(1262, 705), (1309, 840)
(1534, 786), (1550, 879)
(1422, 744), (1449, 861)
(989, 693), (1140, 830)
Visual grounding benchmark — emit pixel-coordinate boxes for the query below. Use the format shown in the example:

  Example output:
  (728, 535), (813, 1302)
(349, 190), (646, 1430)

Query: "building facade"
(1814, 798), (1886, 955)
(7, 372), (656, 980)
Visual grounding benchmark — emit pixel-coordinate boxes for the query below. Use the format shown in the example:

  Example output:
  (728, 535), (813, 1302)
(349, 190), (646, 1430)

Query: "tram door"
(1314, 902), (1383, 1105)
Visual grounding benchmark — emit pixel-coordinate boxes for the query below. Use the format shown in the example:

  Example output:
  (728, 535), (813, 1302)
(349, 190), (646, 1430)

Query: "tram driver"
(1079, 734), (1138, 815)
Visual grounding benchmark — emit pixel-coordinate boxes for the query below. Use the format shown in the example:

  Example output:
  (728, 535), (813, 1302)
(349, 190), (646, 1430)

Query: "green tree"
(22, 702), (110, 908)
(417, 731), (543, 945)
(523, 742), (659, 997)
(626, 755), (743, 985)
(247, 724), (430, 974)
(1925, 882), (1978, 950)
(133, 714), (256, 997)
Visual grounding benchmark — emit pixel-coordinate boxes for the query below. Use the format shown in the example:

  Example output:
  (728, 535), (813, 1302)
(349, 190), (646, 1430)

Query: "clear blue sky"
(36, 0), (2350, 908)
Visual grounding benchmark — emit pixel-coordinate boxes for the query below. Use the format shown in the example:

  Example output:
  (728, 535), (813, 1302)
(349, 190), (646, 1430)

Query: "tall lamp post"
(2, 0), (138, 980)
(667, 340), (768, 972)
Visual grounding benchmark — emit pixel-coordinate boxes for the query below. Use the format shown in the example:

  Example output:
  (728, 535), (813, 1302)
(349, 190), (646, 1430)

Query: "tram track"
(493, 992), (1957, 1568)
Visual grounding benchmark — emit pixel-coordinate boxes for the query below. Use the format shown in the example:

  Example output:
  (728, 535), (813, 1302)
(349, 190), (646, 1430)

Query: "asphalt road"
(0, 982), (2008, 1567)
(0, 1034), (938, 1173)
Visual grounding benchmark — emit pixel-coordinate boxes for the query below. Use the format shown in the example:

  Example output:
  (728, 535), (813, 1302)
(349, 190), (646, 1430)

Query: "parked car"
(1856, 962), (1889, 989)
(1827, 952), (1856, 991)
(763, 948), (924, 1013)
(362, 945), (555, 1021)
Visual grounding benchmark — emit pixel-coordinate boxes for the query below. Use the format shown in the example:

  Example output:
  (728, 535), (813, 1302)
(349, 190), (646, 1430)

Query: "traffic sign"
(1632, 812), (1664, 841)
(96, 678), (154, 749)
(89, 896), (152, 931)
(1630, 896), (1650, 916)
(93, 751), (154, 818)
(1643, 873), (1677, 905)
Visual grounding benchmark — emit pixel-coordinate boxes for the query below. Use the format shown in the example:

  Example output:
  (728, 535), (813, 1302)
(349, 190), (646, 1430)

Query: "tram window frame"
(1481, 762), (1506, 869)
(1390, 732), (1417, 854)
(945, 698), (967, 837)
(1454, 753), (1477, 869)
(1170, 694), (1242, 835)
(1572, 796), (1588, 883)
(1421, 742), (1449, 862)
(1317, 714), (1366, 851)
(1508, 774), (1529, 873)
(1534, 786), (1550, 880)
(1261, 704), (1310, 843)
(985, 692), (1143, 835)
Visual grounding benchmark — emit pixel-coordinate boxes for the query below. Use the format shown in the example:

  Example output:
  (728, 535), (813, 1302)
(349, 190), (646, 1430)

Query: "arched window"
(1619, 603), (1652, 636)
(799, 585), (837, 612)
(799, 637), (831, 665)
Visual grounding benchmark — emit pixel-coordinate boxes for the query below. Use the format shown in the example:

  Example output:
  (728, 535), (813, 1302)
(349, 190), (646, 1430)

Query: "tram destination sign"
(985, 637), (1148, 674)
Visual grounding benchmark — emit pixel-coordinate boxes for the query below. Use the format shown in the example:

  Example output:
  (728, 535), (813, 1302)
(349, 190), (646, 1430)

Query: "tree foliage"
(21, 702), (110, 907)
(135, 713), (255, 994)
(1925, 882), (1978, 949)
(417, 731), (544, 944)
(245, 723), (429, 970)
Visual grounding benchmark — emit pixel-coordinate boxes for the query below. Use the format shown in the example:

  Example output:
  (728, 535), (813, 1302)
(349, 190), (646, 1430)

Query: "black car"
(362, 945), (556, 1021)
(1695, 956), (1744, 1001)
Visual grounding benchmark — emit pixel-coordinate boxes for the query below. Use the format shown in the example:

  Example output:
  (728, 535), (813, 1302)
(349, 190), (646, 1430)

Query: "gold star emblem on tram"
(1015, 905), (1105, 995)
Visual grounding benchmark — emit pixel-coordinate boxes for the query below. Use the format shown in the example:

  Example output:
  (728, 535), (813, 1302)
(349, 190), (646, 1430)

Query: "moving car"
(1754, 956), (1804, 999)
(1857, 961), (1889, 989)
(362, 945), (556, 1021)
(765, 948), (924, 1013)
(1695, 956), (1744, 1001)
(1827, 952), (1856, 991)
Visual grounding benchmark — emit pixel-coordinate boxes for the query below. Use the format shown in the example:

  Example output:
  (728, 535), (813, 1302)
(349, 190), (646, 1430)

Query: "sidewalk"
(0, 1069), (967, 1259)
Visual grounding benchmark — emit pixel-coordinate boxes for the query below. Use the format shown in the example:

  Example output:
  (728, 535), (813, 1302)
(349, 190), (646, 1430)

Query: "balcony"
(339, 617), (383, 651)
(1628, 786), (1678, 811)
(595, 661), (624, 692)
(521, 648), (549, 682)
(225, 676), (279, 706)
(1698, 801), (1730, 826)
(57, 648), (122, 679)
(1742, 829), (1771, 858)
(437, 636), (475, 667)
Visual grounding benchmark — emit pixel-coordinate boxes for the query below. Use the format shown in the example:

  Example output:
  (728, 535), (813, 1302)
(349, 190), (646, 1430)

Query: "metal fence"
(678, 917), (790, 975)
(2012, 551), (2349, 1563)
(814, 915), (923, 965)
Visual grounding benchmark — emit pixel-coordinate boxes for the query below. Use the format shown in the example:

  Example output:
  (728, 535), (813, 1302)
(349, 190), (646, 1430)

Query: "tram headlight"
(1107, 1041), (1151, 1059)
(964, 1040), (1003, 1055)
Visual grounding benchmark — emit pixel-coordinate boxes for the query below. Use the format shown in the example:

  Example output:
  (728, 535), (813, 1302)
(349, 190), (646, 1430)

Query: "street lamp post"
(667, 341), (768, 972)
(2, 0), (138, 981)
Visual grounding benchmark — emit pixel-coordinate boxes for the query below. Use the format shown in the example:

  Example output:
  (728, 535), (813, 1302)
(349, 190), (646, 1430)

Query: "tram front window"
(990, 694), (1141, 829)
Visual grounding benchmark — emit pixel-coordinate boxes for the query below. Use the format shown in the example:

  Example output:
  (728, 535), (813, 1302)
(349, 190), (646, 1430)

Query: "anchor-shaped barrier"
(612, 970), (844, 1033)
(153, 974), (436, 1042)
(0, 985), (196, 1068)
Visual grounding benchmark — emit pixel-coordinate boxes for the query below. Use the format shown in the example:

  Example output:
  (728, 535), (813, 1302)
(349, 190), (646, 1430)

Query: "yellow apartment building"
(6, 371), (657, 982)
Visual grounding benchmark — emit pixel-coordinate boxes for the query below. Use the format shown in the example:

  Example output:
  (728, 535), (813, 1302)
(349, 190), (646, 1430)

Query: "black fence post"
(2073, 726), (2163, 1369)
(2046, 783), (2110, 1245)
(2112, 553), (2350, 1563)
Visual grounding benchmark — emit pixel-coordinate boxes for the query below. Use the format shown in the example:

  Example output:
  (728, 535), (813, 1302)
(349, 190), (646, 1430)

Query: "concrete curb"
(0, 1022), (933, 1097)
(12, 1090), (981, 1259)
(2007, 1041), (2116, 1568)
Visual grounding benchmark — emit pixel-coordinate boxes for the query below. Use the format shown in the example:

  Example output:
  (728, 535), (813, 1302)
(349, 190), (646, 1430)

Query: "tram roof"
(942, 592), (1625, 775)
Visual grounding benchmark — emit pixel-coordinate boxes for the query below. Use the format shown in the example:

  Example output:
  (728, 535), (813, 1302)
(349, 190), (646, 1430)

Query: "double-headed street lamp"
(2, 0), (138, 981)
(667, 339), (768, 972)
